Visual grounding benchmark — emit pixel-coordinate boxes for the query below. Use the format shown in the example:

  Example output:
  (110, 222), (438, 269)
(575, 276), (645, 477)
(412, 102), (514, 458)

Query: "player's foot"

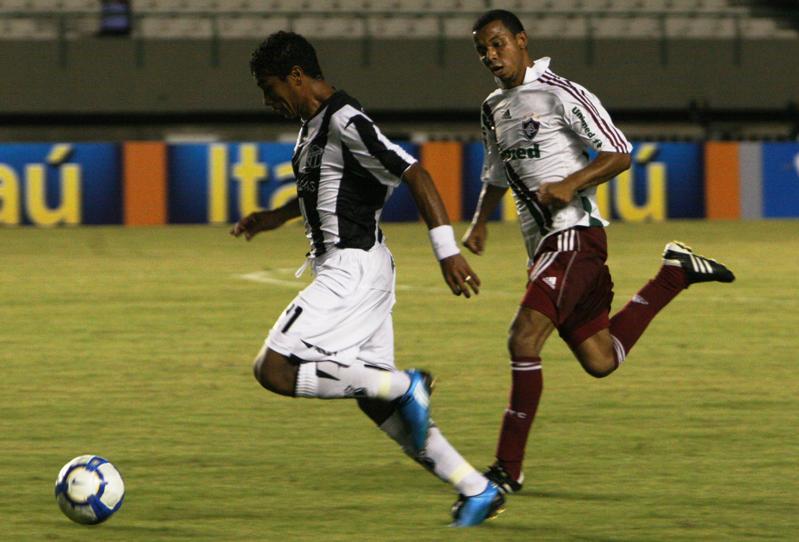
(450, 481), (506, 527)
(662, 241), (735, 285)
(483, 462), (524, 495)
(397, 369), (434, 454)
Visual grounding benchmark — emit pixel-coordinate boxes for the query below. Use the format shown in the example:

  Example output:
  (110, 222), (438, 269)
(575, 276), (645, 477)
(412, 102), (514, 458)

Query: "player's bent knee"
(252, 348), (297, 396)
(577, 355), (617, 379)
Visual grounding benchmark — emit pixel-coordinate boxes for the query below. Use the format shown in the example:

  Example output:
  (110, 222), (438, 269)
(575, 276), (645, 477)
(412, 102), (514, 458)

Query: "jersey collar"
(495, 57), (551, 89)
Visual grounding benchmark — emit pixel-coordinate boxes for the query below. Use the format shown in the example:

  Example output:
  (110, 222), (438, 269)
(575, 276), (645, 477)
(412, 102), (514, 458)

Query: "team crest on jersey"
(521, 116), (541, 140)
(304, 144), (324, 169)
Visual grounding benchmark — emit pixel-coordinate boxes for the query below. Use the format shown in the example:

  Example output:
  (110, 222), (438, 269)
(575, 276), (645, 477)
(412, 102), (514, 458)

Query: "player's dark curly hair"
(249, 31), (324, 80)
(472, 9), (525, 35)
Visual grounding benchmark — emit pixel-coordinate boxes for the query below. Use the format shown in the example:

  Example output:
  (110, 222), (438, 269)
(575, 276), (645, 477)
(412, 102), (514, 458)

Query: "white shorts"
(265, 243), (397, 368)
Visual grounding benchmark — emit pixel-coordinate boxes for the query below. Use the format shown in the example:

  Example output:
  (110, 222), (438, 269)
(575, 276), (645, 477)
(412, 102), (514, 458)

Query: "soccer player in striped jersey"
(231, 31), (503, 527)
(463, 10), (735, 494)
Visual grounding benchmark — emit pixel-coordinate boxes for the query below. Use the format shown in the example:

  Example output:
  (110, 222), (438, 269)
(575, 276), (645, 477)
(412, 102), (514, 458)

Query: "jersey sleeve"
(480, 103), (508, 188)
(337, 112), (417, 187)
(557, 84), (632, 154)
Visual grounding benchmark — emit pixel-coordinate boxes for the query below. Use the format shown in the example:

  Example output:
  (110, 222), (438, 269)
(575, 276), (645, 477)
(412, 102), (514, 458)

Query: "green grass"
(1, 220), (797, 541)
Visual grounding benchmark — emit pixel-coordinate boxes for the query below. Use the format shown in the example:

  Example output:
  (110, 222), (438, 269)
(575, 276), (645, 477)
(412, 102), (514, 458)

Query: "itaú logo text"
(0, 144), (81, 226)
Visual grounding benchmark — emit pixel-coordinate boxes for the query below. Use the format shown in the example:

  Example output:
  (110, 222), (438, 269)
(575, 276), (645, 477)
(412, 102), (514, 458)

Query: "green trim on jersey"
(581, 196), (605, 227)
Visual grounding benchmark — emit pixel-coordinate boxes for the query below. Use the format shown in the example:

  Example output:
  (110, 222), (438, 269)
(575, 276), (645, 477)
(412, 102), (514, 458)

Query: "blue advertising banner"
(761, 143), (799, 218)
(0, 140), (710, 226)
(0, 143), (121, 226)
(167, 142), (420, 224)
(605, 142), (704, 221)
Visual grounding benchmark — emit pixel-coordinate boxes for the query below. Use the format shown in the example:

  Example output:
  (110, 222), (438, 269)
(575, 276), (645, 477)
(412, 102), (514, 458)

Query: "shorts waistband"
(536, 226), (607, 257)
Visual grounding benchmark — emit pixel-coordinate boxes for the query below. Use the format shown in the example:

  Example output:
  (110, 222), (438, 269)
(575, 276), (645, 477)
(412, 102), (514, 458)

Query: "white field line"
(235, 270), (792, 306)
(235, 269), (519, 297)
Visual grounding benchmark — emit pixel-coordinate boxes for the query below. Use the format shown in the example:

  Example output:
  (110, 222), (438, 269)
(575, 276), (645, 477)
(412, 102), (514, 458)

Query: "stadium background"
(1, 0), (799, 227)
(2, 2), (799, 541)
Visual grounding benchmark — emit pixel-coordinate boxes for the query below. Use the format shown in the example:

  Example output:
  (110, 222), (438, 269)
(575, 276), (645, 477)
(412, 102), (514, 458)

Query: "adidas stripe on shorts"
(522, 226), (615, 348)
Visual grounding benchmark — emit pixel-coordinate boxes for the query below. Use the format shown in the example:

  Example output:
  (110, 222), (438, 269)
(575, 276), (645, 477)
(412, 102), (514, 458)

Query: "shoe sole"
(486, 502), (506, 521)
(450, 496), (506, 527)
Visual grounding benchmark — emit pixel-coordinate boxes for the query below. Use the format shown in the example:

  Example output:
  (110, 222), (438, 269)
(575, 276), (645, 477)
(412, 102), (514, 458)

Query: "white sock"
(379, 413), (488, 497)
(295, 361), (410, 400)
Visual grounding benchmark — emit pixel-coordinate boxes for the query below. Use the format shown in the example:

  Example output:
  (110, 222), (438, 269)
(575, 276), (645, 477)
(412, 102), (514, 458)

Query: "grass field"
(1, 220), (798, 541)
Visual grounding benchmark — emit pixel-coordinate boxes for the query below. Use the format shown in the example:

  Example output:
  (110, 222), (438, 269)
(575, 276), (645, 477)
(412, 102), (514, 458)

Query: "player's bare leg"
(487, 307), (553, 493)
(253, 348), (298, 396)
(571, 329), (617, 378)
(508, 307), (555, 359)
(571, 241), (736, 378)
(604, 241), (735, 368)
(252, 347), (433, 453)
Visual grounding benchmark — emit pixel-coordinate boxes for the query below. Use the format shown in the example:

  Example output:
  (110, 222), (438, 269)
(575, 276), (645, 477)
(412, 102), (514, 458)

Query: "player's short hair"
(250, 31), (324, 80)
(472, 9), (525, 35)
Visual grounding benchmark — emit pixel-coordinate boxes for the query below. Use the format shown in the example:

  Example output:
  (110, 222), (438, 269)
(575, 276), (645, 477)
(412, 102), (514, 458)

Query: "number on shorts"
(281, 305), (303, 333)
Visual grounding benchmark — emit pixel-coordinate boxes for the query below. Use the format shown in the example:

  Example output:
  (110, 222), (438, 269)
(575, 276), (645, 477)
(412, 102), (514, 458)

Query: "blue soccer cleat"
(451, 481), (506, 527)
(396, 369), (433, 454)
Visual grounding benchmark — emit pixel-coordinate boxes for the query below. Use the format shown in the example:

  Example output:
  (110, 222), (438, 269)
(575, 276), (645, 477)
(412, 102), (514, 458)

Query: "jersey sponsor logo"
(501, 144), (541, 161)
(296, 144), (324, 193)
(296, 172), (316, 193)
(522, 116), (541, 140)
(571, 106), (603, 149)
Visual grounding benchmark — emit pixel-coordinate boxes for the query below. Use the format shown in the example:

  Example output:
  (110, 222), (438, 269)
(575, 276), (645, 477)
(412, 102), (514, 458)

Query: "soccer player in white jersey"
(462, 10), (736, 494)
(231, 31), (504, 527)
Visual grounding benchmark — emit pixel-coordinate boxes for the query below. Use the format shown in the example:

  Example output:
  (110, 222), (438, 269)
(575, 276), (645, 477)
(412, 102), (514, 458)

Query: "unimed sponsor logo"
(571, 106), (603, 148)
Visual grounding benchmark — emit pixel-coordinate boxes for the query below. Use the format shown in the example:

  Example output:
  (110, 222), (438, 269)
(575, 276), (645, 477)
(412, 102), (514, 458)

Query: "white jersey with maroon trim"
(480, 57), (632, 260)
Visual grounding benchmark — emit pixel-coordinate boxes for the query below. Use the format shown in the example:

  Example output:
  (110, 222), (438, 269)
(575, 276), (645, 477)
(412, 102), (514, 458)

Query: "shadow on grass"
(43, 519), (200, 538)
(519, 489), (633, 503)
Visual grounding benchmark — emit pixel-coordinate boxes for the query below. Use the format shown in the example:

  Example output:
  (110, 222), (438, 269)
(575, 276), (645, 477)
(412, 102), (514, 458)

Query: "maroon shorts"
(521, 226), (614, 348)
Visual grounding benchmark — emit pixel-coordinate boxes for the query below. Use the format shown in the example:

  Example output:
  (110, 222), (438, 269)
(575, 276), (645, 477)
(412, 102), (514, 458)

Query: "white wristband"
(428, 225), (460, 261)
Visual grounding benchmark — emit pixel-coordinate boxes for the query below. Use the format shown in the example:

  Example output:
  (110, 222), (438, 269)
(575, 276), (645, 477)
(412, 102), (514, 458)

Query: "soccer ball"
(54, 455), (125, 524)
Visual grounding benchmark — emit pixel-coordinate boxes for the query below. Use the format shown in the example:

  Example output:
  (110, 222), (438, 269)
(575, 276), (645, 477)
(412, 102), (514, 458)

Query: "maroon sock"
(495, 357), (543, 480)
(608, 265), (686, 362)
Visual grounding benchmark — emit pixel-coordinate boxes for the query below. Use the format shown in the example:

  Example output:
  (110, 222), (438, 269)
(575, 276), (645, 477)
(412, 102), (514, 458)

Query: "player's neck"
(300, 81), (337, 121)
(505, 60), (535, 89)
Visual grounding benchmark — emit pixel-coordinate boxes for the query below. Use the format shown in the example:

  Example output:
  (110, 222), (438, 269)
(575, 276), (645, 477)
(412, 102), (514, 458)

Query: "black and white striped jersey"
(480, 57), (632, 259)
(291, 90), (416, 257)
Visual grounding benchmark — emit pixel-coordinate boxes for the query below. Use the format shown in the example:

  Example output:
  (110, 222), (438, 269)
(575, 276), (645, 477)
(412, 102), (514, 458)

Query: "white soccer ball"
(54, 455), (125, 524)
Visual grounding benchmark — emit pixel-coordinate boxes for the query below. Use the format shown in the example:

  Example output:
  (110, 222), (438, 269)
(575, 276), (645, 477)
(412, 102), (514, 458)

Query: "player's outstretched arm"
(230, 197), (302, 241)
(402, 163), (481, 298)
(462, 183), (508, 256)
(538, 151), (631, 208)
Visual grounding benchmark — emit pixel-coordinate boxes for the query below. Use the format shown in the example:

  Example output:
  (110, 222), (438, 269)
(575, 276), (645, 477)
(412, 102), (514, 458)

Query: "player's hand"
(538, 180), (575, 209)
(439, 254), (481, 298)
(461, 222), (487, 255)
(230, 210), (283, 241)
